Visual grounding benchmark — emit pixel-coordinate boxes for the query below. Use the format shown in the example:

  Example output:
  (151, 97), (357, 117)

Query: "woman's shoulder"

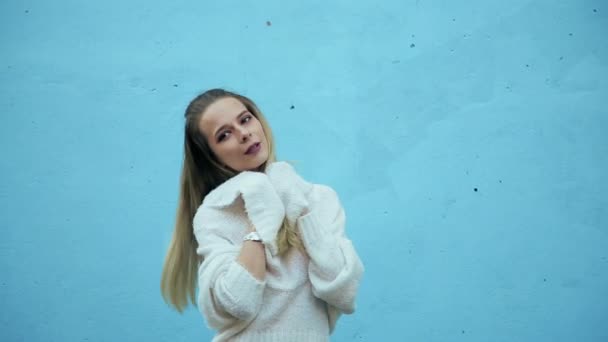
(193, 193), (247, 233)
(309, 183), (343, 211)
(310, 182), (339, 198)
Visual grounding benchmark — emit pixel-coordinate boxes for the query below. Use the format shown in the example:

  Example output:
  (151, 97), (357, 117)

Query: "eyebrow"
(213, 110), (249, 137)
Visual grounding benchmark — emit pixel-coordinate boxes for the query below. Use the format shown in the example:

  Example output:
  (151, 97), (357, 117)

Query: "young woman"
(161, 88), (364, 341)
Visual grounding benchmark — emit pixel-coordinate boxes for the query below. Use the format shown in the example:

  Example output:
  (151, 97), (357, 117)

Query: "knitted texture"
(192, 162), (364, 341)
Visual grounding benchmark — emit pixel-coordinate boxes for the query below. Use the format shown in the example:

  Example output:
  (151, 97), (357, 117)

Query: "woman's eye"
(217, 115), (252, 142)
(218, 131), (229, 141)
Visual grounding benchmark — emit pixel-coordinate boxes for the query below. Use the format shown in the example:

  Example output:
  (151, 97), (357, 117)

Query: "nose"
(238, 128), (252, 142)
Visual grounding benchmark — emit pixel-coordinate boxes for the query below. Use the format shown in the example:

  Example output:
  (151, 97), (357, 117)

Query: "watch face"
(244, 232), (262, 242)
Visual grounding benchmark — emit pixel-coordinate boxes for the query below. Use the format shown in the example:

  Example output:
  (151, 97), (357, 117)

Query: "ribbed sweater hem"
(227, 330), (329, 342)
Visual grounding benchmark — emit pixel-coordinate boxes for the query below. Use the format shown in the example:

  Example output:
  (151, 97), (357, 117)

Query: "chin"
(251, 154), (269, 170)
(234, 161), (261, 172)
(254, 157), (268, 170)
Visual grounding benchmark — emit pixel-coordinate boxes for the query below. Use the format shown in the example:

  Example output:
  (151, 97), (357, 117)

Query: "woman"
(161, 88), (364, 341)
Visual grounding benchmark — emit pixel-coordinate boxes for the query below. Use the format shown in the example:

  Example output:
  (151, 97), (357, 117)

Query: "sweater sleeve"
(193, 212), (266, 329)
(296, 186), (364, 317)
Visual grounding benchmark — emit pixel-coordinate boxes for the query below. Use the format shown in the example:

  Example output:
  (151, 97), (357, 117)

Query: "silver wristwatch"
(243, 231), (263, 243)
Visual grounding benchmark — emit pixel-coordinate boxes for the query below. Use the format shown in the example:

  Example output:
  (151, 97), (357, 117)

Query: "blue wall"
(1, 0), (607, 341)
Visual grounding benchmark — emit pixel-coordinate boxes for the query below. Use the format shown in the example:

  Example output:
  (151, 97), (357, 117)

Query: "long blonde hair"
(160, 88), (303, 313)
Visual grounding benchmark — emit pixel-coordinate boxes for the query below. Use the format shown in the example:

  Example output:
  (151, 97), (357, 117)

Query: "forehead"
(199, 97), (247, 136)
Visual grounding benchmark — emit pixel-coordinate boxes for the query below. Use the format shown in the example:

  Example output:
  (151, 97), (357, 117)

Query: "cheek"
(210, 144), (229, 160)
(256, 122), (267, 139)
(217, 143), (240, 160)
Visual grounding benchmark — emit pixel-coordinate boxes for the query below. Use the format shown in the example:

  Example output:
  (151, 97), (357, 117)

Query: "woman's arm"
(195, 230), (266, 327)
(237, 224), (266, 281)
(194, 208), (274, 328)
(193, 171), (284, 328)
(264, 161), (364, 315)
(297, 186), (364, 314)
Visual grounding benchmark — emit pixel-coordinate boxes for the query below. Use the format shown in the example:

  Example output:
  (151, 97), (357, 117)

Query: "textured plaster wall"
(1, 0), (607, 341)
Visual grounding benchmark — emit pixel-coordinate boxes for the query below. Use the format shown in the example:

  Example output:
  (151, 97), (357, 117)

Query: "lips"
(245, 142), (260, 154)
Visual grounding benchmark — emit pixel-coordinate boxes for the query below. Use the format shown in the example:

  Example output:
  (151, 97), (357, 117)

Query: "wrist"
(243, 231), (263, 243)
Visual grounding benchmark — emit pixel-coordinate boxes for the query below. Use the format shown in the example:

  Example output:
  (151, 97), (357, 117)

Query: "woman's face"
(198, 97), (269, 172)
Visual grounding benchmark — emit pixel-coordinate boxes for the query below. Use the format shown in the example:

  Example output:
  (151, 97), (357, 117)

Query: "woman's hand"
(201, 170), (286, 256)
(265, 161), (314, 227)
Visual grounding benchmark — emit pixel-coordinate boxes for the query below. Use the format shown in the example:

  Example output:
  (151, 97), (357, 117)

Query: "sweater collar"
(201, 161), (312, 208)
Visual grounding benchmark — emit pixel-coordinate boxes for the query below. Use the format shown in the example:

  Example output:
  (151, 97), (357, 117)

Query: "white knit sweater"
(192, 162), (364, 342)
